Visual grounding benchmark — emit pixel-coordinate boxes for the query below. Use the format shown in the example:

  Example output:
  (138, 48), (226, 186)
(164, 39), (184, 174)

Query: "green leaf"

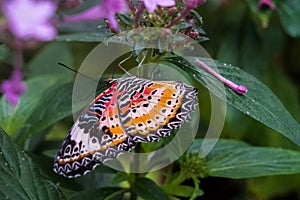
(15, 80), (74, 143)
(69, 187), (127, 200)
(277, 0), (300, 37)
(171, 22), (193, 31)
(164, 57), (300, 146)
(163, 185), (203, 198)
(111, 172), (129, 185)
(0, 74), (72, 142)
(0, 127), (65, 199)
(118, 13), (134, 26)
(189, 139), (300, 178)
(26, 42), (73, 77)
(56, 31), (113, 42)
(132, 177), (168, 200)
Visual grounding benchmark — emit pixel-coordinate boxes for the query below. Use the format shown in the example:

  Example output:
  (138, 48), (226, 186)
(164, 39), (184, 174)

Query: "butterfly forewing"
(54, 77), (198, 178)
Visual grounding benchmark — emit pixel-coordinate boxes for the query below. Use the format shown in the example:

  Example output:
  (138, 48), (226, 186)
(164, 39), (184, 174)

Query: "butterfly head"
(105, 78), (117, 87)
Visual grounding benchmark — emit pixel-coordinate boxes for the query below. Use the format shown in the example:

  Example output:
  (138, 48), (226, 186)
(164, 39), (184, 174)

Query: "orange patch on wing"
(132, 114), (151, 125)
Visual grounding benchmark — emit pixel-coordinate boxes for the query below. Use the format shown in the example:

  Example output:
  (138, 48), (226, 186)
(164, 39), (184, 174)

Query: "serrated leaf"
(132, 177), (168, 200)
(189, 139), (300, 178)
(164, 56), (300, 146)
(277, 0), (300, 37)
(0, 127), (65, 199)
(56, 31), (113, 42)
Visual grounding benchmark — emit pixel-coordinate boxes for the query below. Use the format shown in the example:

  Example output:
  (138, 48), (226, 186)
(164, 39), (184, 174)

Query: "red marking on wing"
(143, 86), (152, 95)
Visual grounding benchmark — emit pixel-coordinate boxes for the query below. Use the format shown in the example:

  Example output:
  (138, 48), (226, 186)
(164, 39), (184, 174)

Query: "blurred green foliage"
(1, 0), (300, 199)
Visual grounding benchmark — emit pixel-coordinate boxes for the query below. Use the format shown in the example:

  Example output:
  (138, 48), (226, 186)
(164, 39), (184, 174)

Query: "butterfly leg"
(118, 54), (133, 77)
(136, 51), (147, 77)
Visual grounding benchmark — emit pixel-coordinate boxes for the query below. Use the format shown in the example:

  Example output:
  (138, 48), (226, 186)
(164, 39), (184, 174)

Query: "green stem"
(171, 170), (186, 186)
(128, 143), (144, 200)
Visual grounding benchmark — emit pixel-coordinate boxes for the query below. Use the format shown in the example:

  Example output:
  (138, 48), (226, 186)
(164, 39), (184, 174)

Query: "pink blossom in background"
(63, 5), (104, 22)
(2, 0), (57, 41)
(257, 0), (276, 10)
(1, 68), (26, 105)
(143, 0), (175, 12)
(186, 0), (206, 9)
(100, 0), (128, 31)
(63, 0), (128, 32)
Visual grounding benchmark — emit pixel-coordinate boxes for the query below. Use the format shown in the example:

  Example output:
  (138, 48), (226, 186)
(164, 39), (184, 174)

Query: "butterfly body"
(54, 76), (198, 177)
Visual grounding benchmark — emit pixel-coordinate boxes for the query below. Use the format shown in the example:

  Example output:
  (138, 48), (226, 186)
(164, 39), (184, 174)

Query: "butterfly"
(53, 76), (198, 178)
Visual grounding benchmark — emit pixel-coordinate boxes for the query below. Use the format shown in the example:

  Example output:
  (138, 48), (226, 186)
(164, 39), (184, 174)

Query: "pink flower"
(186, 0), (206, 9)
(195, 59), (247, 95)
(1, 68), (26, 105)
(63, 0), (128, 32)
(143, 0), (175, 12)
(257, 0), (276, 10)
(2, 0), (57, 41)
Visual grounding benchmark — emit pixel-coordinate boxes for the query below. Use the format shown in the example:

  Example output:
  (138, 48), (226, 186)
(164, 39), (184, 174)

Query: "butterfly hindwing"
(53, 81), (135, 177)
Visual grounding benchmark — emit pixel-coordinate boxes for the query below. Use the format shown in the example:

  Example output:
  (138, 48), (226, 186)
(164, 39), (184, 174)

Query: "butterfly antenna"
(118, 54), (133, 77)
(57, 62), (98, 82)
(136, 52), (147, 77)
